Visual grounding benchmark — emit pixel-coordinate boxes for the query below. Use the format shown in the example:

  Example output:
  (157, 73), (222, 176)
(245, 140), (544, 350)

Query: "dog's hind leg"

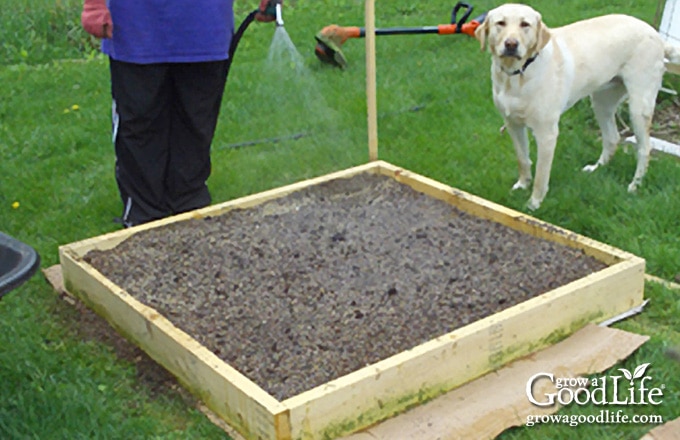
(626, 84), (660, 192)
(583, 82), (627, 173)
(504, 121), (533, 191)
(622, 54), (664, 192)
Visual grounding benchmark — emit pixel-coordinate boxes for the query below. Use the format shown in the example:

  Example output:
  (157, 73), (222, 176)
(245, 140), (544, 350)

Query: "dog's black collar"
(505, 53), (539, 76)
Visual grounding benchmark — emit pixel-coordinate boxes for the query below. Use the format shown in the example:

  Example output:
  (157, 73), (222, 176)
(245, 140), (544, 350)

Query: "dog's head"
(475, 4), (551, 63)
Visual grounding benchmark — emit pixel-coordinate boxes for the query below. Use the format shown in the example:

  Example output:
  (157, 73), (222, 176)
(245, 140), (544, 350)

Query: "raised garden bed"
(59, 161), (645, 440)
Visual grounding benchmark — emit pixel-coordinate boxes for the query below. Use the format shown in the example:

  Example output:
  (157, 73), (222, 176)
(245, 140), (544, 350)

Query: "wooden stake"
(366, 0), (378, 161)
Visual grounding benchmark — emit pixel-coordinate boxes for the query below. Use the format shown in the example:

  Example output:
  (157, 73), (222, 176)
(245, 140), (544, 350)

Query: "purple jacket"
(102, 0), (235, 64)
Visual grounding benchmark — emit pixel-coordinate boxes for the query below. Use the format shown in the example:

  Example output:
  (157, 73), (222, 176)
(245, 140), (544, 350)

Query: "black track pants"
(110, 59), (228, 227)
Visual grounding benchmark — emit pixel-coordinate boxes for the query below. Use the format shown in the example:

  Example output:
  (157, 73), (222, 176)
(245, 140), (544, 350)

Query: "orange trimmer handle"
(345, 26), (362, 39)
(319, 25), (363, 44)
(437, 19), (481, 37)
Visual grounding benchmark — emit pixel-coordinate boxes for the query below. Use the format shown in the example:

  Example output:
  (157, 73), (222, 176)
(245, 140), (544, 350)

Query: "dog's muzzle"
(501, 38), (521, 58)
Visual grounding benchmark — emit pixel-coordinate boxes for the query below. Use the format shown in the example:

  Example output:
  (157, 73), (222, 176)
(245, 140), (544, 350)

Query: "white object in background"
(660, 0), (680, 44)
(660, 0), (680, 74)
(626, 135), (680, 158)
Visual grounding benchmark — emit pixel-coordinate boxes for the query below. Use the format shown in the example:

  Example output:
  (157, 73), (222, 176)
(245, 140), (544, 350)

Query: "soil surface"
(650, 96), (680, 145)
(84, 173), (607, 401)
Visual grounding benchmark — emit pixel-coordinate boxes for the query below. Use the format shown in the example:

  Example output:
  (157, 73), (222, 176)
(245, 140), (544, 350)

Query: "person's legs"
(110, 59), (173, 226)
(165, 60), (229, 214)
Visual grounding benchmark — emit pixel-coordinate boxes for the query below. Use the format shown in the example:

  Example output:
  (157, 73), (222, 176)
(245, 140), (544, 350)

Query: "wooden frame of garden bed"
(59, 160), (645, 440)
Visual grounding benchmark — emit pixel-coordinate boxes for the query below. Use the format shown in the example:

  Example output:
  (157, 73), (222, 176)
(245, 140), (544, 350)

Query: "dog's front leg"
(503, 121), (532, 190)
(528, 124), (559, 210)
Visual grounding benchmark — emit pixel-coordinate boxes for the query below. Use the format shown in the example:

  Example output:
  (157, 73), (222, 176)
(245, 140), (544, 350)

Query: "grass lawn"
(0, 0), (678, 439)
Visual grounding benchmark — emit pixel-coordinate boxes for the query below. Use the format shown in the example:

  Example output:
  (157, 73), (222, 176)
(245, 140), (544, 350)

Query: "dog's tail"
(665, 43), (680, 65)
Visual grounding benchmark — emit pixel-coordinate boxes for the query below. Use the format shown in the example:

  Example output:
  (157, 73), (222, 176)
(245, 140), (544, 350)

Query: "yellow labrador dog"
(475, 3), (680, 210)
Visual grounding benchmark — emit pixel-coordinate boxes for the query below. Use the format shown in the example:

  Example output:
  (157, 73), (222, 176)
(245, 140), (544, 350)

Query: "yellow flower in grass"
(11, 201), (19, 209)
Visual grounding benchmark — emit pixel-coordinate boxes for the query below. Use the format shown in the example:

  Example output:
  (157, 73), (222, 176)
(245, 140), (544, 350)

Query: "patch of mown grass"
(0, 283), (229, 439)
(0, 0), (98, 66)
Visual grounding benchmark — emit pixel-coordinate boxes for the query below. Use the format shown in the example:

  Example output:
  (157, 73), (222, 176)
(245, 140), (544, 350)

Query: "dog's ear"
(475, 19), (489, 51)
(535, 19), (551, 52)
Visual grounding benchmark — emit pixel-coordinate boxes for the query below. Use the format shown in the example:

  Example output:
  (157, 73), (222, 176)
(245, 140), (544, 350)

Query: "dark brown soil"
(651, 96), (680, 145)
(84, 173), (607, 401)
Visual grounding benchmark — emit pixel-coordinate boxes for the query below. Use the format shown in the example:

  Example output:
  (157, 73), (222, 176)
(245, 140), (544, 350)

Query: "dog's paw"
(526, 197), (542, 211)
(582, 163), (599, 173)
(512, 179), (530, 191)
(627, 181), (639, 193)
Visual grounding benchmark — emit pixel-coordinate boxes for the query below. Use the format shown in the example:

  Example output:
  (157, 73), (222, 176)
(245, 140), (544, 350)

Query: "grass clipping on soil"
(84, 174), (606, 401)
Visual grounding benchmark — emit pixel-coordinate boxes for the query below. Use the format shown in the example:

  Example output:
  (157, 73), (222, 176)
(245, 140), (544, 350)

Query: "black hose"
(226, 9), (258, 80)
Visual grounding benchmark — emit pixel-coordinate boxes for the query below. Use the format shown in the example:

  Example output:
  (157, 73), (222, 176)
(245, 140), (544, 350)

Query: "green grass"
(0, 0), (678, 438)
(0, 0), (97, 65)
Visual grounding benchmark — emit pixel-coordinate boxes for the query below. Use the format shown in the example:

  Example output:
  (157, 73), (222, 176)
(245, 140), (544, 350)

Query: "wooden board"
(59, 161), (645, 440)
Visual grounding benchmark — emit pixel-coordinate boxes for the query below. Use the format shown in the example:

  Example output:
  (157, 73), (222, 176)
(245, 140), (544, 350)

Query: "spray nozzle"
(262, 0), (284, 26)
(275, 1), (284, 27)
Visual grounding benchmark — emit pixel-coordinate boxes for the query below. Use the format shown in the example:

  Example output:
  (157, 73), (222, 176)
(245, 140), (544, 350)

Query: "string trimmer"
(314, 2), (486, 69)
